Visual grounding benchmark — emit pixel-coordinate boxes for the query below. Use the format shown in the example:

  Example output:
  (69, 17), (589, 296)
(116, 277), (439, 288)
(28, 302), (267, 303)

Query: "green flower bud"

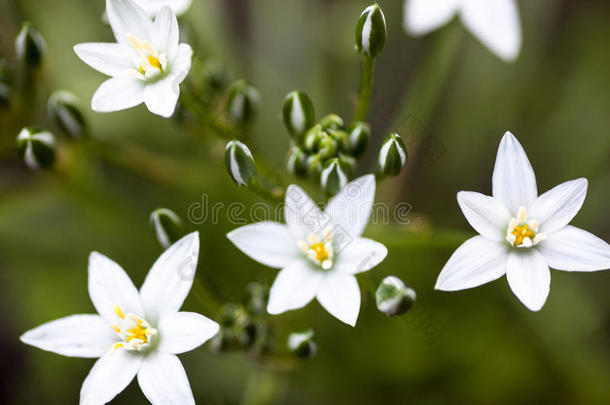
(15, 23), (46, 68)
(378, 133), (407, 176)
(355, 4), (386, 58)
(282, 91), (315, 141)
(338, 153), (356, 175)
(376, 276), (416, 316)
(318, 113), (344, 131)
(48, 91), (87, 138)
(149, 208), (184, 250)
(288, 329), (317, 358)
(303, 124), (324, 152)
(328, 129), (350, 153)
(16, 127), (56, 170)
(320, 158), (349, 195)
(0, 82), (10, 108)
(286, 146), (307, 177)
(227, 80), (260, 126)
(306, 154), (323, 177)
(225, 140), (257, 186)
(317, 133), (338, 160)
(348, 122), (370, 157)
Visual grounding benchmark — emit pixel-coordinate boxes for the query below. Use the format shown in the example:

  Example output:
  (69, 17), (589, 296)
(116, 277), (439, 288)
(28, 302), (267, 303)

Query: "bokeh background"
(1, 0), (609, 404)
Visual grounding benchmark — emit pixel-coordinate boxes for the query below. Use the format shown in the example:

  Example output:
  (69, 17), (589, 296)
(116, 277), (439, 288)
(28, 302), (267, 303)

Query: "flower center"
(110, 305), (157, 351)
(127, 33), (167, 80)
(297, 229), (334, 270)
(506, 206), (546, 248)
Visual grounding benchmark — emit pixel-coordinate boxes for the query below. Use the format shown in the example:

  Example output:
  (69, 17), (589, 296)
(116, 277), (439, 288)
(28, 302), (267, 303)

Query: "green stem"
(241, 368), (282, 405)
(353, 56), (375, 122)
(249, 179), (284, 203)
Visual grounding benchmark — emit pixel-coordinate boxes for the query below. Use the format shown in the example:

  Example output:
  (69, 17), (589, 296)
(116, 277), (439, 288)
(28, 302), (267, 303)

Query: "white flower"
(133, 0), (192, 17)
(436, 132), (610, 311)
(75, 0), (192, 118)
(404, 0), (522, 62)
(20, 232), (219, 405)
(227, 175), (388, 326)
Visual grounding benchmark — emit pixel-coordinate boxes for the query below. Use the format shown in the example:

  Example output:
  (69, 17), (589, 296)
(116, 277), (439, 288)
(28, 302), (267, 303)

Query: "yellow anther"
(114, 305), (125, 319)
(310, 242), (329, 262)
(112, 342), (124, 351)
(147, 54), (162, 70)
(511, 223), (536, 246)
(111, 325), (121, 334)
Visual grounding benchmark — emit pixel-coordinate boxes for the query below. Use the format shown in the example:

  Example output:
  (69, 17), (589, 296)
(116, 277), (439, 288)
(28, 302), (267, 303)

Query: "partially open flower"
(16, 127), (56, 170)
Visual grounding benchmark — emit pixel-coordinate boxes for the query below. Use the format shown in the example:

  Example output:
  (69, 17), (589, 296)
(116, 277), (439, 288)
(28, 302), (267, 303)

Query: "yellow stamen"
(114, 305), (125, 319)
(511, 224), (536, 246)
(147, 54), (162, 70)
(310, 242), (329, 262)
(112, 342), (124, 351)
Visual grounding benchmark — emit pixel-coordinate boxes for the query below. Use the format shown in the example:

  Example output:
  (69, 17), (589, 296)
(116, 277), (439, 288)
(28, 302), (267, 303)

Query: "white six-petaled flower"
(227, 175), (388, 326)
(20, 232), (219, 405)
(404, 0), (522, 62)
(75, 0), (192, 117)
(436, 132), (610, 311)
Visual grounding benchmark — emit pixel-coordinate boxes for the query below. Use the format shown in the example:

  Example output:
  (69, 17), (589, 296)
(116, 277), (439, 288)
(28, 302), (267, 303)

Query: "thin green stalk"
(354, 56), (375, 122)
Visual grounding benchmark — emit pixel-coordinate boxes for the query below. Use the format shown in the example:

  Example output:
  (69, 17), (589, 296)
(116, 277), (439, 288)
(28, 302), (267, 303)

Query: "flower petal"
(457, 191), (511, 241)
(140, 232), (199, 322)
(435, 236), (508, 291)
(91, 76), (145, 113)
(73, 43), (131, 77)
(528, 178), (588, 234)
(171, 43), (193, 80)
(137, 353), (195, 405)
(88, 252), (144, 323)
(506, 249), (550, 311)
(227, 222), (300, 268)
(157, 312), (219, 355)
(316, 272), (361, 326)
(134, 0), (192, 17)
(143, 75), (179, 118)
(403, 0), (460, 36)
(460, 0), (522, 62)
(333, 237), (388, 274)
(538, 225), (610, 272)
(80, 349), (142, 405)
(492, 131), (538, 214)
(151, 6), (178, 59)
(106, 0), (152, 46)
(284, 184), (325, 241)
(267, 261), (322, 315)
(324, 174), (376, 238)
(20, 315), (116, 358)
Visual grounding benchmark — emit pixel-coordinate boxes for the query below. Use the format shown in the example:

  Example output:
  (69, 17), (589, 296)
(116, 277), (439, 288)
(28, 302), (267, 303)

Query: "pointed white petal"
(267, 261), (322, 315)
(506, 250), (550, 311)
(80, 349), (141, 405)
(157, 312), (219, 354)
(284, 184), (325, 241)
(333, 237), (387, 274)
(20, 315), (116, 358)
(171, 43), (193, 78)
(492, 131), (538, 214)
(106, 0), (152, 46)
(435, 236), (508, 291)
(144, 75), (179, 118)
(529, 178), (588, 234)
(151, 6), (178, 59)
(403, 0), (460, 36)
(73, 43), (131, 77)
(316, 272), (361, 326)
(137, 353), (194, 405)
(227, 222), (300, 268)
(325, 175), (376, 238)
(88, 252), (144, 323)
(91, 77), (145, 113)
(140, 232), (199, 322)
(460, 0), (522, 62)
(457, 191), (511, 241)
(134, 0), (192, 16)
(538, 226), (610, 272)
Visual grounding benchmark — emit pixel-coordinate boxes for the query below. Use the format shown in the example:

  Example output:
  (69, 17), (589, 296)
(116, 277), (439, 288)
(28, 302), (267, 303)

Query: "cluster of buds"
(283, 91), (370, 195)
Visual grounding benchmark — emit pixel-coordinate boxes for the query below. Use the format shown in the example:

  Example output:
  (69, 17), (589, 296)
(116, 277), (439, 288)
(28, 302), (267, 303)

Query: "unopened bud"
(319, 113), (344, 131)
(303, 124), (324, 152)
(328, 129), (350, 153)
(225, 140), (257, 186)
(355, 4), (386, 58)
(317, 133), (338, 160)
(348, 122), (370, 157)
(306, 154), (323, 177)
(288, 329), (317, 358)
(338, 154), (356, 175)
(48, 91), (87, 138)
(376, 276), (416, 317)
(320, 158), (349, 195)
(16, 127), (56, 170)
(282, 91), (315, 141)
(286, 146), (307, 177)
(378, 133), (407, 176)
(227, 80), (260, 126)
(15, 23), (46, 68)
(149, 208), (184, 250)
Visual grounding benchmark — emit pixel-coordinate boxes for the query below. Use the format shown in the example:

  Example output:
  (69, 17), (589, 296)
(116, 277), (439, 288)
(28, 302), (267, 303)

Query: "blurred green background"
(1, 0), (609, 404)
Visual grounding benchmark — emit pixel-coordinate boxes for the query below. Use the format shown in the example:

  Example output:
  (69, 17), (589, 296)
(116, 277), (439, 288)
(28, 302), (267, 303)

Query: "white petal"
(134, 0), (192, 16)
(73, 43), (131, 77)
(140, 232), (199, 322)
(492, 131), (538, 214)
(88, 252), (144, 323)
(20, 315), (116, 358)
(435, 236), (508, 291)
(538, 226), (610, 272)
(144, 75), (179, 118)
(528, 178), (588, 234)
(506, 250), (550, 311)
(80, 349), (142, 405)
(137, 353), (194, 405)
(171, 43), (193, 78)
(316, 272), (361, 326)
(333, 237), (388, 274)
(106, 0), (153, 46)
(324, 174), (376, 238)
(227, 222), (300, 268)
(284, 184), (325, 241)
(403, 0), (460, 36)
(457, 191), (511, 241)
(151, 6), (178, 59)
(267, 261), (322, 315)
(91, 77), (145, 113)
(157, 312), (219, 355)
